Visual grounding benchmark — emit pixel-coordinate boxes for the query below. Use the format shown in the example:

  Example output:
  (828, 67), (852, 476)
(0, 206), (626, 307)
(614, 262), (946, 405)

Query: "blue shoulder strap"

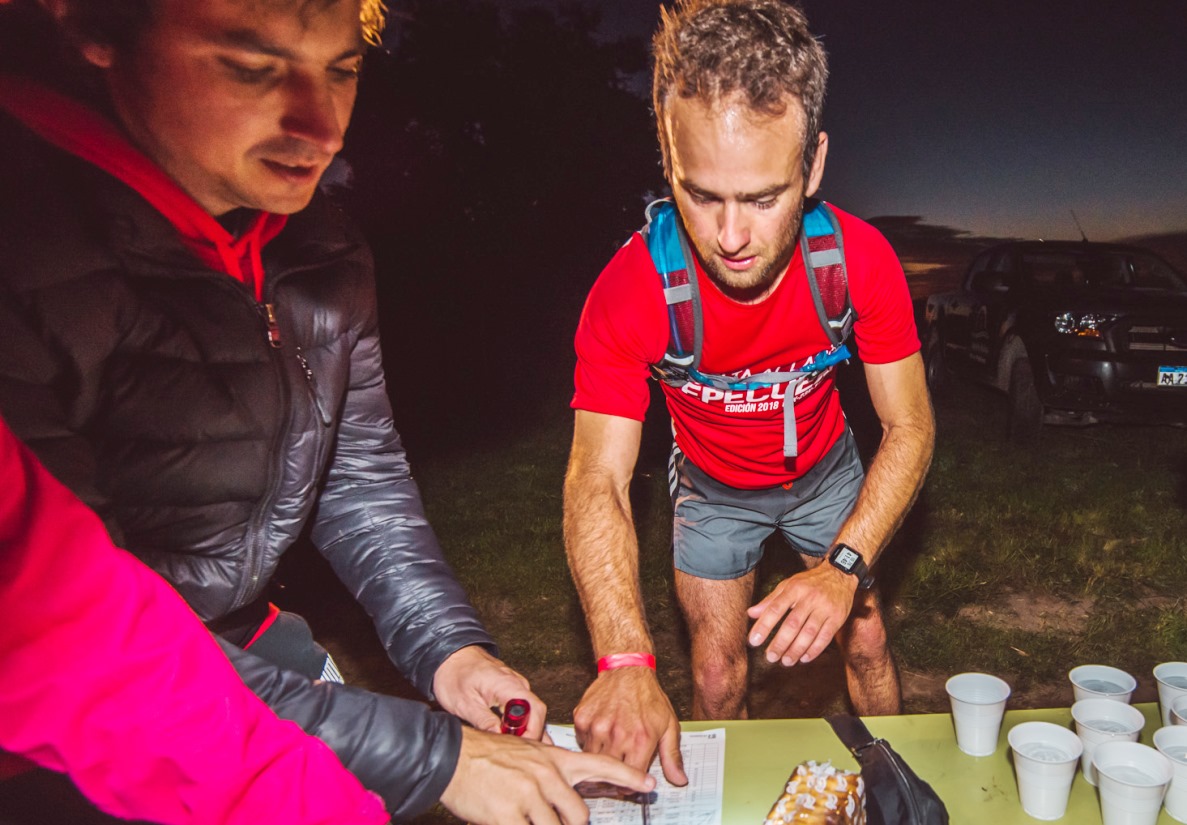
(643, 198), (853, 378)
(642, 199), (699, 376)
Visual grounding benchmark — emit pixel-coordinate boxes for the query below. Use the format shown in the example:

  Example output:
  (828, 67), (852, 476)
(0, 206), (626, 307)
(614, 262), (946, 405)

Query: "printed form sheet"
(547, 725), (725, 825)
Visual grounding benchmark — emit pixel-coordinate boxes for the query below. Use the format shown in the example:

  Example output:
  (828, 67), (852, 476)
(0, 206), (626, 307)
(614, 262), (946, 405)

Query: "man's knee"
(690, 645), (749, 718)
(691, 644), (747, 686)
(686, 620), (749, 708)
(838, 605), (892, 664)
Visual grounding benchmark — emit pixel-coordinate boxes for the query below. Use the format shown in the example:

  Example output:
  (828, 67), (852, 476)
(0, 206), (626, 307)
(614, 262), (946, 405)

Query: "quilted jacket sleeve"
(308, 267), (497, 698)
(0, 415), (390, 825)
(221, 640), (465, 820)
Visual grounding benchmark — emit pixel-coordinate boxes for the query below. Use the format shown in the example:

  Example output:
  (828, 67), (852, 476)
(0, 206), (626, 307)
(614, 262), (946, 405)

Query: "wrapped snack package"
(762, 760), (866, 825)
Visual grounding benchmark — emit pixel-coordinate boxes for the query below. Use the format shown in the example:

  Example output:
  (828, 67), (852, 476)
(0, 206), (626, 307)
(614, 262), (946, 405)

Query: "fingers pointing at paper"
(440, 727), (654, 825)
(573, 667), (688, 787)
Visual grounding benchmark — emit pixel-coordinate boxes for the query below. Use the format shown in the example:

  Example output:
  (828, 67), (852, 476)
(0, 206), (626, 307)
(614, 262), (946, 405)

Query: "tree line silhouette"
(336, 0), (663, 449)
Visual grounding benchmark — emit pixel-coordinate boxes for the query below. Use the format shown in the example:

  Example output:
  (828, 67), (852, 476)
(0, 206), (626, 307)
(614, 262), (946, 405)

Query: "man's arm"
(309, 267), (544, 737)
(835, 353), (936, 559)
(563, 410), (686, 785)
(747, 353), (935, 665)
(219, 641), (462, 819)
(217, 639), (654, 823)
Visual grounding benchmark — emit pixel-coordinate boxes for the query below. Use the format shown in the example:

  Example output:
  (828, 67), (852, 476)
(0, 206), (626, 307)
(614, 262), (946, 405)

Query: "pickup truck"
(921, 240), (1187, 439)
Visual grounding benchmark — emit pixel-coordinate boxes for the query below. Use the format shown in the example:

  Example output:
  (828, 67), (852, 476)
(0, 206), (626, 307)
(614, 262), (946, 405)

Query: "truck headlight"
(1053, 312), (1118, 338)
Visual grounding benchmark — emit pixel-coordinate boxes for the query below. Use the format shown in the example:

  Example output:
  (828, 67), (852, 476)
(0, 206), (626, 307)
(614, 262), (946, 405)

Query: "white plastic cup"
(1172, 695), (1187, 727)
(1154, 726), (1187, 823)
(946, 672), (1011, 757)
(1093, 740), (1173, 825)
(1007, 721), (1083, 820)
(1155, 663), (1187, 727)
(1071, 698), (1146, 785)
(1069, 664), (1138, 703)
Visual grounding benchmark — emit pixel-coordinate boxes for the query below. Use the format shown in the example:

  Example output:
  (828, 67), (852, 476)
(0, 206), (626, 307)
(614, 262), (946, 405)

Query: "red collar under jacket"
(0, 74), (287, 302)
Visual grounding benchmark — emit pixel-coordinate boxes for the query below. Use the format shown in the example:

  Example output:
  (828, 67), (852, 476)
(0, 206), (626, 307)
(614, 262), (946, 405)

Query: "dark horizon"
(488, 0), (1187, 242)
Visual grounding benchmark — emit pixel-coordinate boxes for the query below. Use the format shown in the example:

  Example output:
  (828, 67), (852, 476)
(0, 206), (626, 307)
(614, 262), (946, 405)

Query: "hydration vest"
(641, 197), (855, 457)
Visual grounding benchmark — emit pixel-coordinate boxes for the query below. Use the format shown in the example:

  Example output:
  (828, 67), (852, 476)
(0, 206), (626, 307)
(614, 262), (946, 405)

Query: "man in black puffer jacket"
(0, 1), (652, 822)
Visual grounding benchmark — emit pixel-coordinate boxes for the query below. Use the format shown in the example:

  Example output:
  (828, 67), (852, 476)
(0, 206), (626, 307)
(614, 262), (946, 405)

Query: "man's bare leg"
(834, 588), (901, 715)
(798, 554), (901, 715)
(674, 569), (756, 720)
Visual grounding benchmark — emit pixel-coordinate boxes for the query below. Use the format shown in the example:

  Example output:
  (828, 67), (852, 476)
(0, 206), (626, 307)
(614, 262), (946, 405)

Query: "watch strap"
(830, 544), (875, 590)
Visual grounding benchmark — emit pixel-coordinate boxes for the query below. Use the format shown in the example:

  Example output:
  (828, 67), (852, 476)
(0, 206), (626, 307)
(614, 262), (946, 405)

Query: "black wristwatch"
(828, 544), (875, 590)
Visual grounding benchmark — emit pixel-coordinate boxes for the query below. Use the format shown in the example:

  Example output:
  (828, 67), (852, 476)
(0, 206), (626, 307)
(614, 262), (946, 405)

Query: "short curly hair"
(652, 0), (828, 180)
(62, 0), (388, 52)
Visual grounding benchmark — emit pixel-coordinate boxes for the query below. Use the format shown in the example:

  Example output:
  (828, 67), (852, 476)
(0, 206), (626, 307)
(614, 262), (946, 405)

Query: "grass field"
(298, 362), (1187, 713)
(284, 359), (1186, 822)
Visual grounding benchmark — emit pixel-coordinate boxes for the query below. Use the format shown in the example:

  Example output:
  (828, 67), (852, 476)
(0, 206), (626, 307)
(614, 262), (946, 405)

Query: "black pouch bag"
(826, 714), (949, 825)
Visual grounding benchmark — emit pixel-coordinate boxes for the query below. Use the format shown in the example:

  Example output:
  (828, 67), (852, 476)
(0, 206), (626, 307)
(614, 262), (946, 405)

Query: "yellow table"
(685, 702), (1178, 824)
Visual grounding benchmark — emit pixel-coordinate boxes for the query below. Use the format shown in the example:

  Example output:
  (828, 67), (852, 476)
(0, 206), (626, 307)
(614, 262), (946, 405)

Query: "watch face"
(833, 547), (860, 571)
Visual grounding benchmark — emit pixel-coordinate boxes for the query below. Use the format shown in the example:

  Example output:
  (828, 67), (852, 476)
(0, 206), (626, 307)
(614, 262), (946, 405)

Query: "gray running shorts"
(669, 430), (864, 580)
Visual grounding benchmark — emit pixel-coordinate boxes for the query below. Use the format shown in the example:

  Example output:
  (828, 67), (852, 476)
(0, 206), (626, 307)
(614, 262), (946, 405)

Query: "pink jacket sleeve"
(0, 416), (389, 825)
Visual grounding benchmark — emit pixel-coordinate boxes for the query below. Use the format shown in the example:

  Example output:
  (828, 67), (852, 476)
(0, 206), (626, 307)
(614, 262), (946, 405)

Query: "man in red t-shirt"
(565, 0), (935, 785)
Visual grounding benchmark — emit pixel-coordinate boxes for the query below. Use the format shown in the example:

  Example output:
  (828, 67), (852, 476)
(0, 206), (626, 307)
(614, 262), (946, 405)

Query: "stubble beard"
(695, 198), (806, 302)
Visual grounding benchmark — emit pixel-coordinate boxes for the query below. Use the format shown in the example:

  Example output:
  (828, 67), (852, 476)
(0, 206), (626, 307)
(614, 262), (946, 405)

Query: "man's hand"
(440, 727), (655, 825)
(746, 564), (858, 666)
(433, 645), (548, 740)
(572, 667), (687, 786)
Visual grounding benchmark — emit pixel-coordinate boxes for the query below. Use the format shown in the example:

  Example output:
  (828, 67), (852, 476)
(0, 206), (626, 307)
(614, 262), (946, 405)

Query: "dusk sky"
(499, 0), (1187, 242)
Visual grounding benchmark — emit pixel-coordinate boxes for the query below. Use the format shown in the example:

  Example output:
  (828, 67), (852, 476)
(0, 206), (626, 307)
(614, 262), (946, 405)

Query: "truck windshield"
(1020, 250), (1186, 292)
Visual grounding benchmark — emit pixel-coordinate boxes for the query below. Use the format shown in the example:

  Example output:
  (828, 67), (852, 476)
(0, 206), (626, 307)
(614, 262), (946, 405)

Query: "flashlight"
(500, 698), (530, 736)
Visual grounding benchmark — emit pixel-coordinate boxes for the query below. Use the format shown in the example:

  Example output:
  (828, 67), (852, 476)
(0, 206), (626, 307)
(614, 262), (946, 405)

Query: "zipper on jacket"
(230, 296), (289, 610)
(296, 345), (332, 427)
(232, 332), (286, 609)
(260, 302), (283, 348)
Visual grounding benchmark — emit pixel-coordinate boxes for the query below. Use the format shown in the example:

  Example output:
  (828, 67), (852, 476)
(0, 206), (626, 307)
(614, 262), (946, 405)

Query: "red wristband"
(597, 652), (656, 672)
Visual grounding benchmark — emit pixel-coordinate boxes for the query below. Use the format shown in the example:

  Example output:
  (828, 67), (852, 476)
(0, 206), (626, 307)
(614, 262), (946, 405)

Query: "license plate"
(1158, 366), (1187, 386)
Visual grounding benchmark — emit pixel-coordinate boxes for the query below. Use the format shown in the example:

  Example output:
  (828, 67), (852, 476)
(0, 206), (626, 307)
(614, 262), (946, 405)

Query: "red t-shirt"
(572, 203), (919, 490)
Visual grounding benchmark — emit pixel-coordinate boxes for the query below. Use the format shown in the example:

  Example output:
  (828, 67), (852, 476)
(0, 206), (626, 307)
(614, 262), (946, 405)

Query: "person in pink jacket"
(0, 411), (391, 825)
